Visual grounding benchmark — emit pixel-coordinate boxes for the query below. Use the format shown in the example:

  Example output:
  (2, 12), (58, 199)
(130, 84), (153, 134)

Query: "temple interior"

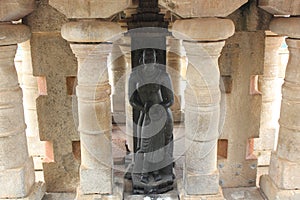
(0, 0), (299, 199)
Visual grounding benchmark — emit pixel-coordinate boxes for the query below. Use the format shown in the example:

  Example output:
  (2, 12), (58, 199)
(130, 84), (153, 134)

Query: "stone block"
(0, 133), (29, 169)
(0, 0), (35, 22)
(61, 21), (123, 43)
(23, 0), (68, 33)
(270, 18), (300, 39)
(0, 157), (35, 198)
(218, 31), (264, 188)
(172, 18), (234, 42)
(49, 0), (130, 19)
(30, 33), (77, 77)
(159, 0), (248, 18)
(227, 0), (272, 32)
(268, 153), (300, 189)
(0, 24), (31, 46)
(185, 139), (217, 174)
(259, 0), (300, 15)
(277, 127), (300, 162)
(184, 170), (220, 195)
(42, 161), (79, 192)
(260, 175), (300, 200)
(80, 165), (113, 195)
(178, 180), (224, 200)
(0, 182), (46, 200)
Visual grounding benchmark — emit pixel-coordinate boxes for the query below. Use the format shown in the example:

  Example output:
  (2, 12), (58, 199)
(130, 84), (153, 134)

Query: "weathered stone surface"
(218, 31), (264, 187)
(49, 0), (130, 19)
(80, 165), (112, 194)
(260, 175), (300, 200)
(0, 24), (31, 46)
(0, 158), (35, 198)
(0, 0), (35, 22)
(270, 17), (300, 39)
(259, 0), (300, 15)
(62, 21), (123, 43)
(159, 0), (248, 18)
(227, 0), (272, 32)
(268, 154), (300, 189)
(23, 0), (68, 33)
(223, 187), (265, 200)
(70, 43), (114, 195)
(184, 170), (220, 195)
(172, 18), (235, 41)
(29, 32), (79, 192)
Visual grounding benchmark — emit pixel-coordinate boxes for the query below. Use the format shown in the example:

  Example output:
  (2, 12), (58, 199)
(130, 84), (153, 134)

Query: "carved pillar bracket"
(61, 20), (123, 198)
(0, 23), (45, 199)
(260, 17), (300, 200)
(172, 17), (234, 199)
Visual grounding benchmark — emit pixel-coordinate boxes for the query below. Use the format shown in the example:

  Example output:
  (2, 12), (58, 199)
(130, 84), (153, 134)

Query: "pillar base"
(75, 177), (123, 200)
(0, 182), (45, 200)
(178, 180), (224, 200)
(260, 175), (300, 200)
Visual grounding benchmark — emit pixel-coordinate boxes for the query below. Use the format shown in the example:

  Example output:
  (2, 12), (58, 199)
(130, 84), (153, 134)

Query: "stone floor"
(30, 124), (266, 200)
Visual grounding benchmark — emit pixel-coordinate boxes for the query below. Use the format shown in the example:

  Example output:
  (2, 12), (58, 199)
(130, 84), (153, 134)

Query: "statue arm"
(160, 73), (174, 108)
(128, 75), (144, 111)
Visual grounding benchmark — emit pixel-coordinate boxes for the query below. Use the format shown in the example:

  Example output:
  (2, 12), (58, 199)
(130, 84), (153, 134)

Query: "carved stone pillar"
(255, 32), (284, 173)
(110, 43), (126, 124)
(0, 23), (45, 199)
(173, 18), (234, 199)
(260, 17), (300, 200)
(167, 37), (183, 122)
(119, 37), (133, 152)
(20, 40), (45, 156)
(61, 20), (123, 199)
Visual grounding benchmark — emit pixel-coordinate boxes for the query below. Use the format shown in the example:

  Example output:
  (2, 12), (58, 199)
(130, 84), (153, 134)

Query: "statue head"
(142, 48), (157, 65)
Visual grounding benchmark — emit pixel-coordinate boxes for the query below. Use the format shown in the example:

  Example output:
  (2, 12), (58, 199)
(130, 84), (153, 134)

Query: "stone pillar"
(119, 38), (133, 152)
(255, 32), (284, 172)
(260, 17), (300, 200)
(61, 20), (123, 198)
(0, 23), (45, 199)
(20, 40), (45, 157)
(167, 37), (183, 122)
(173, 18), (234, 199)
(109, 43), (126, 124)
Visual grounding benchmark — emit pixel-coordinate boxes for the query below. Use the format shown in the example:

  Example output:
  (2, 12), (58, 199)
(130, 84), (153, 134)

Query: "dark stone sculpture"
(128, 48), (175, 194)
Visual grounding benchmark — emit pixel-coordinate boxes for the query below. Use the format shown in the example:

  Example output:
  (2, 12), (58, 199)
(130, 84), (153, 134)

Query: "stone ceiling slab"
(49, 0), (130, 19)
(159, 0), (248, 18)
(0, 0), (35, 22)
(259, 0), (300, 15)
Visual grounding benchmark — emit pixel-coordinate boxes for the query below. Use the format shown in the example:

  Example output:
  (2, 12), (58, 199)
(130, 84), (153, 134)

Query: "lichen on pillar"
(172, 17), (235, 199)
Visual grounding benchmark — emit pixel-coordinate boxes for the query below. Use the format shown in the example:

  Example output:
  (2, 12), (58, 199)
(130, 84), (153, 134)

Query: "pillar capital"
(0, 24), (31, 46)
(61, 20), (123, 43)
(172, 18), (234, 42)
(0, 0), (35, 22)
(270, 17), (300, 39)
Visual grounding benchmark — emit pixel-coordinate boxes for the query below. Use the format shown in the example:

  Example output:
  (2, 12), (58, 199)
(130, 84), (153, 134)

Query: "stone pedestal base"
(75, 177), (123, 200)
(178, 180), (224, 200)
(260, 175), (300, 200)
(0, 182), (46, 200)
(124, 190), (179, 200)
